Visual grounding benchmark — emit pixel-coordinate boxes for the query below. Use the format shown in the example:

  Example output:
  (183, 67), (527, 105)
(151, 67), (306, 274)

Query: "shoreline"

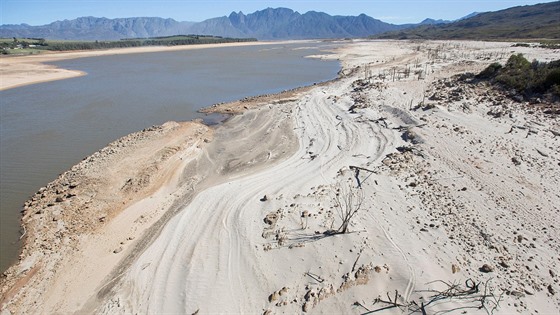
(0, 40), (308, 91)
(1, 40), (559, 314)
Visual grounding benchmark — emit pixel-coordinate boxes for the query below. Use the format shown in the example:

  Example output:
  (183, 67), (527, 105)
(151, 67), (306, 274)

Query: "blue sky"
(1, 0), (558, 26)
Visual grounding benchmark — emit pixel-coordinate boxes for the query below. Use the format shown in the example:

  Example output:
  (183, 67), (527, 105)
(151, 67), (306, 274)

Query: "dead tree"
(332, 181), (365, 234)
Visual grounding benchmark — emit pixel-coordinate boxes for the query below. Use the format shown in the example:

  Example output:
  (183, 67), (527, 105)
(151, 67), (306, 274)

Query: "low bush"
(477, 53), (560, 101)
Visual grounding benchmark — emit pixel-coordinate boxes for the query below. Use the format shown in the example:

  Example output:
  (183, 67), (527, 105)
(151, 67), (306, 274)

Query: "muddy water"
(0, 42), (340, 272)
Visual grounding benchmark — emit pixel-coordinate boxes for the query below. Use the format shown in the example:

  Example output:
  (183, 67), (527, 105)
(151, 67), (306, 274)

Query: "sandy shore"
(0, 41), (299, 91)
(1, 40), (559, 314)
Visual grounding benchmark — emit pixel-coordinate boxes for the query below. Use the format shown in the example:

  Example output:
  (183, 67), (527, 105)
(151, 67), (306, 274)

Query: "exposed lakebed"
(0, 42), (340, 272)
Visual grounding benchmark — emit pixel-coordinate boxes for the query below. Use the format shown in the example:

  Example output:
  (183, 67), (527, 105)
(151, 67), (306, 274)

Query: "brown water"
(0, 42), (340, 272)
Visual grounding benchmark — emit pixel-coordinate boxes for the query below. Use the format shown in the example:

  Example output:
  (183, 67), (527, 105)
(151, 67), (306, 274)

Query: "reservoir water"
(0, 42), (340, 272)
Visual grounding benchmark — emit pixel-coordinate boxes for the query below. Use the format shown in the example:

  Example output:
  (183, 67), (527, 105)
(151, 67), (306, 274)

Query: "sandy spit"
(0, 40), (304, 91)
(1, 40), (559, 315)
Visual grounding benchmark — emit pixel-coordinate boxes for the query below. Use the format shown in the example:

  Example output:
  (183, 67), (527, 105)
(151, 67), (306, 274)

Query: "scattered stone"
(452, 264), (460, 274)
(279, 287), (289, 296)
(479, 264), (494, 273)
(263, 213), (278, 225)
(269, 291), (279, 302)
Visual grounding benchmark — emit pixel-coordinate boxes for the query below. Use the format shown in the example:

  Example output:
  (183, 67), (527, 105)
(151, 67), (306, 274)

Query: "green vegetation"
(374, 2), (560, 40)
(477, 54), (560, 101)
(1, 35), (257, 55)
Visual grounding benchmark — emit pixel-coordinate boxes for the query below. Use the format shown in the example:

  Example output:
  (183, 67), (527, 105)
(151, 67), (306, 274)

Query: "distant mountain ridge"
(187, 8), (406, 39)
(0, 8), (407, 40)
(2, 5), (550, 42)
(376, 2), (559, 39)
(0, 16), (195, 40)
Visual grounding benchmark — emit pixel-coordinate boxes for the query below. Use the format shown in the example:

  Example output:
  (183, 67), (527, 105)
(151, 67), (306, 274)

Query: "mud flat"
(1, 40), (559, 314)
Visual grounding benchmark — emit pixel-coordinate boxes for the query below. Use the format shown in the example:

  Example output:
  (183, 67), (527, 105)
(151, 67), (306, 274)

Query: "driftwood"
(355, 278), (502, 315)
(536, 149), (549, 157)
(306, 271), (324, 283)
(350, 166), (377, 188)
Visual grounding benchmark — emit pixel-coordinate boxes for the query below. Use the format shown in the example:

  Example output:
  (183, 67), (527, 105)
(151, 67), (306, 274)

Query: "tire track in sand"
(99, 78), (399, 314)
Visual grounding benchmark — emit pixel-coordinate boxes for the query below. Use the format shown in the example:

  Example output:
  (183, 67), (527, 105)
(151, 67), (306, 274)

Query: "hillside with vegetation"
(476, 53), (560, 103)
(375, 1), (560, 40)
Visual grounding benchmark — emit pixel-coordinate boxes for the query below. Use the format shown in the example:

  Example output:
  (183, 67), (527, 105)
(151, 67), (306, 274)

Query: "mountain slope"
(0, 8), (405, 40)
(187, 8), (405, 39)
(375, 2), (560, 39)
(0, 17), (194, 40)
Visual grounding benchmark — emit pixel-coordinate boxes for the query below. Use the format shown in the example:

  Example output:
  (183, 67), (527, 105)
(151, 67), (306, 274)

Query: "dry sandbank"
(1, 40), (559, 315)
(0, 40), (305, 91)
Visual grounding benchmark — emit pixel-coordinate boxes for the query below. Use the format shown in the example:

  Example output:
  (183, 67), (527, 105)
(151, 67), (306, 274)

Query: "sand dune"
(1, 40), (558, 314)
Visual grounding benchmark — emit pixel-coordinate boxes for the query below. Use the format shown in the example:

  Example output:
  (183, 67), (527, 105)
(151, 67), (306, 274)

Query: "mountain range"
(2, 3), (557, 41)
(0, 7), (469, 41)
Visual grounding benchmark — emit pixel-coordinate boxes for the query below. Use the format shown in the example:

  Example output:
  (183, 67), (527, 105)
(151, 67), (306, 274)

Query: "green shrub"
(477, 53), (560, 100)
(477, 62), (502, 79)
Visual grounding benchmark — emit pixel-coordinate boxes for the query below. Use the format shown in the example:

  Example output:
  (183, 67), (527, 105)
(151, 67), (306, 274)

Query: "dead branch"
(363, 278), (502, 315)
(305, 271), (324, 283)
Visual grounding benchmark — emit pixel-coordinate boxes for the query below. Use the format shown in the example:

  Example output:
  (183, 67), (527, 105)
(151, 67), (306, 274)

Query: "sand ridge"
(1, 40), (559, 314)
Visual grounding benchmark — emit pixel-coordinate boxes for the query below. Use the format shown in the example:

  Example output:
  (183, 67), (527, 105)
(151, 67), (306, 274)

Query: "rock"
(113, 246), (123, 254)
(550, 269), (557, 278)
(263, 310), (272, 315)
(452, 264), (460, 274)
(279, 287), (289, 296)
(269, 291), (279, 302)
(479, 264), (494, 273)
(302, 302), (311, 312)
(263, 213), (278, 225)
(55, 196), (64, 203)
(260, 195), (268, 202)
(402, 129), (417, 142)
(548, 284), (556, 295)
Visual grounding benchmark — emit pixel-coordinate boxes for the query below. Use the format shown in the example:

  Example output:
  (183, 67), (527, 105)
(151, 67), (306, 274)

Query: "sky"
(1, 0), (558, 26)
